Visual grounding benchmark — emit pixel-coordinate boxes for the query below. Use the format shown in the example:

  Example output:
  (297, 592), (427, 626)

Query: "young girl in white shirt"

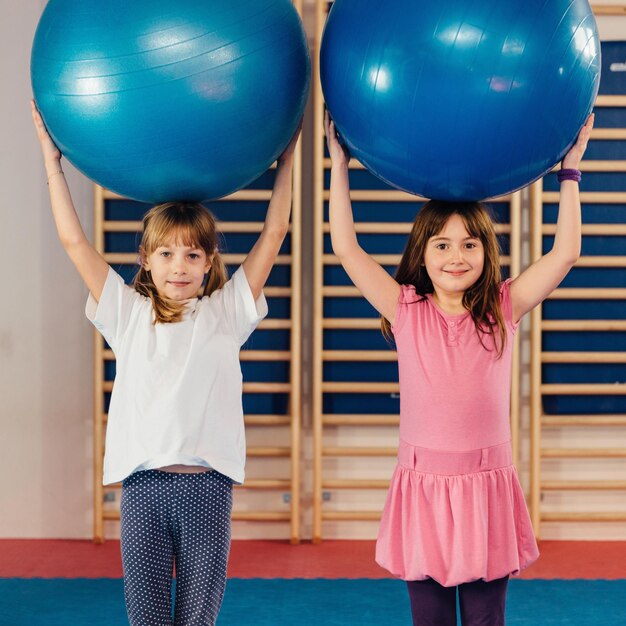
(32, 100), (299, 626)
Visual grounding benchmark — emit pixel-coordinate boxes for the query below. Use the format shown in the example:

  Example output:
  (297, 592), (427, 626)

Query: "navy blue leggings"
(406, 576), (509, 626)
(120, 470), (233, 626)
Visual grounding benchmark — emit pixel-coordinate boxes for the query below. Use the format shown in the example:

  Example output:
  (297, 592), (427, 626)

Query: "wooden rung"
(323, 223), (510, 235)
(541, 320), (626, 331)
(101, 186), (278, 202)
(323, 350), (397, 361)
(541, 448), (626, 458)
(579, 160), (626, 172)
(589, 129), (626, 141)
(541, 352), (626, 363)
(549, 288), (626, 300)
(104, 220), (143, 232)
(104, 220), (291, 234)
(322, 511), (381, 521)
(323, 190), (426, 202)
(322, 381), (399, 393)
(323, 286), (367, 297)
(324, 253), (401, 265)
(236, 479), (291, 490)
(103, 510), (120, 521)
(542, 414), (626, 427)
(263, 287), (292, 297)
(247, 446), (291, 457)
(595, 95), (626, 106)
(240, 351), (291, 361)
(258, 319), (292, 330)
(541, 383), (626, 395)
(322, 414), (400, 426)
(541, 512), (626, 522)
(543, 191), (626, 204)
(323, 318), (380, 329)
(320, 186), (516, 204)
(541, 481), (626, 490)
(232, 511), (291, 522)
(323, 446), (397, 457)
(244, 383), (292, 393)
(323, 479), (390, 489)
(245, 414), (291, 426)
(543, 224), (626, 235)
(218, 222), (291, 233)
(574, 256), (626, 268)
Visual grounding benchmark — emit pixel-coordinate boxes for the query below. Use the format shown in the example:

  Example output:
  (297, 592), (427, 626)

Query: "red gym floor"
(1, 540), (625, 580)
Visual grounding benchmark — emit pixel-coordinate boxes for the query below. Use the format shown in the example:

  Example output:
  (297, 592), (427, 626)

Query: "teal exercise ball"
(321, 0), (600, 201)
(31, 0), (310, 203)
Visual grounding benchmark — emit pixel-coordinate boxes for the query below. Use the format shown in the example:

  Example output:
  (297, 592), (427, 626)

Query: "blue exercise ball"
(31, 0), (310, 203)
(321, 0), (600, 201)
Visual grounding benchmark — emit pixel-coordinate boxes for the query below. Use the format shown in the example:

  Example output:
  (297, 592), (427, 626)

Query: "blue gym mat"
(0, 578), (624, 625)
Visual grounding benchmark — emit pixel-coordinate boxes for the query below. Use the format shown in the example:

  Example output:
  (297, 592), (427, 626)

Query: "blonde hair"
(134, 202), (227, 324)
(382, 200), (507, 357)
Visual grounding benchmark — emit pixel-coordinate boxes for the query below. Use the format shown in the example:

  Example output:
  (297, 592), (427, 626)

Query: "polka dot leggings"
(120, 469), (233, 626)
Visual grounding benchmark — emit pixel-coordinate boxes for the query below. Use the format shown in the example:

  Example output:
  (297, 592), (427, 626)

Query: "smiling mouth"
(168, 281), (191, 287)
(445, 270), (468, 276)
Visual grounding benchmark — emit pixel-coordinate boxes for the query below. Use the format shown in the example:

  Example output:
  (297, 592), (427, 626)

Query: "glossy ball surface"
(321, 0), (600, 200)
(32, 0), (310, 202)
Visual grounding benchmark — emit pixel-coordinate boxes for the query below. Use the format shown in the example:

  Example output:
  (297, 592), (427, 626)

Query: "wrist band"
(46, 170), (64, 184)
(557, 168), (581, 183)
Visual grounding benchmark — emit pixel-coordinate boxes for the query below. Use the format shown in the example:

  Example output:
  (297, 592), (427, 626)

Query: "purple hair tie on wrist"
(557, 168), (582, 183)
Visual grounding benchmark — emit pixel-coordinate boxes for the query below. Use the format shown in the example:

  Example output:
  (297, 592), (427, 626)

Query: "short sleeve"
(218, 266), (268, 345)
(499, 278), (520, 332)
(85, 267), (142, 353)
(392, 284), (421, 335)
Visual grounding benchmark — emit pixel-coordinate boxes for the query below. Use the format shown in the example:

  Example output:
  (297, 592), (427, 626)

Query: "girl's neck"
(431, 290), (467, 315)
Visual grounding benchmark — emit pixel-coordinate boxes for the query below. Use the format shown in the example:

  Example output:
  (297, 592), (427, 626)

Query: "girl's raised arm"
(510, 114), (594, 323)
(31, 100), (109, 301)
(325, 112), (400, 323)
(242, 123), (302, 300)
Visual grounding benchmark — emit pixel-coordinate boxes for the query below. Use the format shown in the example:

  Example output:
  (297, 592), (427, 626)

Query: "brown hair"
(134, 202), (227, 324)
(382, 200), (507, 357)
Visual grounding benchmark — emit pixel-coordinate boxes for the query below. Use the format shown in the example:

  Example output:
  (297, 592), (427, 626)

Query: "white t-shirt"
(86, 266), (267, 485)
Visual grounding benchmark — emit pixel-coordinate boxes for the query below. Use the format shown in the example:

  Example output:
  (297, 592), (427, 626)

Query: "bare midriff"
(157, 464), (210, 473)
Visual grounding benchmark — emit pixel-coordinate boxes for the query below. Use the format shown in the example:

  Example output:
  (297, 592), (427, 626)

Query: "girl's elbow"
(566, 247), (581, 266)
(264, 225), (289, 243)
(560, 250), (580, 270)
(552, 245), (580, 269)
(331, 240), (358, 261)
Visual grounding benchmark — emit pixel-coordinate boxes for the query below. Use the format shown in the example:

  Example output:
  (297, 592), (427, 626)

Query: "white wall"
(0, 0), (94, 537)
(0, 1), (624, 540)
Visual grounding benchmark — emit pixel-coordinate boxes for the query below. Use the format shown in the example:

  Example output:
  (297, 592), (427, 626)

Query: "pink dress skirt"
(375, 439), (539, 587)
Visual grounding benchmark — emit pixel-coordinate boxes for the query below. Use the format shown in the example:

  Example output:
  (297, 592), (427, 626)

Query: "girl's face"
(423, 213), (485, 297)
(143, 240), (212, 301)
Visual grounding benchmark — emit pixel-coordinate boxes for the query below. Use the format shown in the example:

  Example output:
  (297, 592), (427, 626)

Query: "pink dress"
(375, 280), (539, 587)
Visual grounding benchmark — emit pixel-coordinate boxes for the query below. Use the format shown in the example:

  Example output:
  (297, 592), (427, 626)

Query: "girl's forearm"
(45, 158), (89, 249)
(263, 157), (293, 238)
(329, 164), (359, 257)
(552, 180), (582, 264)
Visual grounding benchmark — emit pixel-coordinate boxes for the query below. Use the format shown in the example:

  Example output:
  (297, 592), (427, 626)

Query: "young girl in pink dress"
(325, 111), (594, 625)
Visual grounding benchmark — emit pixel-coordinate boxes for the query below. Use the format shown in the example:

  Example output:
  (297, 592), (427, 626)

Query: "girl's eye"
(436, 243), (448, 250)
(189, 253), (200, 260)
(465, 243), (476, 249)
(160, 251), (170, 257)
